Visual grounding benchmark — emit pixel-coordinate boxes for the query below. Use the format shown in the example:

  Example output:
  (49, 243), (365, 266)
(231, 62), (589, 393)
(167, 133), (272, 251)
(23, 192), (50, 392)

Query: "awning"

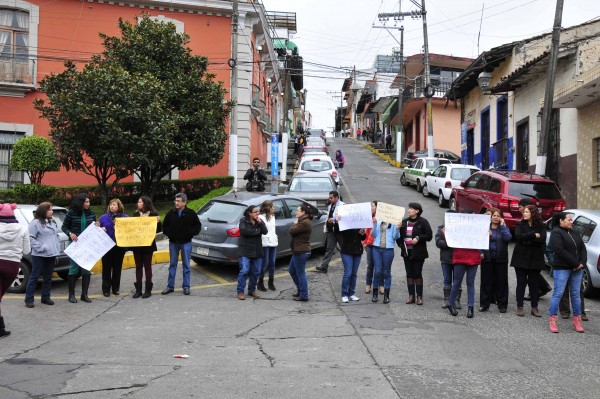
(372, 97), (395, 113)
(381, 99), (398, 124)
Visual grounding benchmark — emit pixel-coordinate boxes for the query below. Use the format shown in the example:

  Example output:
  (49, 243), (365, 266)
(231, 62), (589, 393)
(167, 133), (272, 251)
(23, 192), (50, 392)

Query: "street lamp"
(477, 71), (492, 94)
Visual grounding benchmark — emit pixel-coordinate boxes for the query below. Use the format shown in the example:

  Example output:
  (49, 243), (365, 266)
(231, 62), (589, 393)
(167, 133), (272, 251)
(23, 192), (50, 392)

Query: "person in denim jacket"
(370, 216), (401, 304)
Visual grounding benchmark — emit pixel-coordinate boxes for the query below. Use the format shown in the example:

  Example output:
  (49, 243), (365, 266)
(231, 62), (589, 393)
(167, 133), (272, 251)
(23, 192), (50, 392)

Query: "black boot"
(0, 316), (10, 338)
(68, 276), (78, 304)
(132, 282), (142, 299)
(257, 278), (267, 292)
(372, 291), (378, 302)
(268, 277), (276, 291)
(383, 288), (390, 304)
(467, 306), (474, 318)
(455, 289), (462, 309)
(142, 282), (153, 299)
(448, 306), (458, 316)
(442, 288), (451, 309)
(80, 275), (92, 303)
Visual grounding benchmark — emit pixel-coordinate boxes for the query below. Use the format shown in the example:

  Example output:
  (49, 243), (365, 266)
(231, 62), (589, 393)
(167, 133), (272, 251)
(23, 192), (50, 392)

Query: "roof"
(371, 96), (395, 113)
(489, 52), (550, 93)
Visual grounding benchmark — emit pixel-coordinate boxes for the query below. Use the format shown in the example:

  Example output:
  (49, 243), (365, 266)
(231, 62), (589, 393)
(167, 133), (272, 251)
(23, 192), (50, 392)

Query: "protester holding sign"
(131, 196), (161, 299)
(435, 210), (461, 310)
(62, 193), (97, 304)
(98, 199), (128, 297)
(370, 215), (401, 304)
(363, 201), (378, 294)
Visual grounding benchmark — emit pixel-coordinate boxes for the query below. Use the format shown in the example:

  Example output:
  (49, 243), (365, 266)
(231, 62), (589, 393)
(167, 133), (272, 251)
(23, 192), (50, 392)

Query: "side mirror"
(460, 181), (465, 187)
(337, 180), (344, 187)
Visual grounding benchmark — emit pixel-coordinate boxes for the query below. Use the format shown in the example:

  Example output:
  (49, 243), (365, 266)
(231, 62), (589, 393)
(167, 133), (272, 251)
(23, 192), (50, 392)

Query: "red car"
(449, 170), (567, 231)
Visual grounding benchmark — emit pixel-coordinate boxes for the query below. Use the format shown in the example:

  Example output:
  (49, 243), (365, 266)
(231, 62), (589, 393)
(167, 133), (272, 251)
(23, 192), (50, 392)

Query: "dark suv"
(449, 170), (566, 231)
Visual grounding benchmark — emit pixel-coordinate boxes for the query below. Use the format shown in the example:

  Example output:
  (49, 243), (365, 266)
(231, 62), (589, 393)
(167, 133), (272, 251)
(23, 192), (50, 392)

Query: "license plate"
(196, 247), (209, 256)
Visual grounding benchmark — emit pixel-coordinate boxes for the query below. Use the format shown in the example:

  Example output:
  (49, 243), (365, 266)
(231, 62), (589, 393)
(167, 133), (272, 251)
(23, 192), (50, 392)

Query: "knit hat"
(0, 203), (17, 218)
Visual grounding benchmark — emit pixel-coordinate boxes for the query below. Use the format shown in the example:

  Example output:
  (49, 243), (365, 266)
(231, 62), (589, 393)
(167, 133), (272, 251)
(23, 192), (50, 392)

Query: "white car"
(423, 164), (480, 207)
(296, 155), (340, 184)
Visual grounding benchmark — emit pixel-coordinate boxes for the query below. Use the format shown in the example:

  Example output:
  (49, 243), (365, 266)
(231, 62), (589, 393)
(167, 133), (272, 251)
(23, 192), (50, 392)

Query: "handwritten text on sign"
(444, 213), (490, 250)
(337, 202), (373, 231)
(64, 224), (115, 271)
(375, 202), (405, 225)
(115, 217), (158, 247)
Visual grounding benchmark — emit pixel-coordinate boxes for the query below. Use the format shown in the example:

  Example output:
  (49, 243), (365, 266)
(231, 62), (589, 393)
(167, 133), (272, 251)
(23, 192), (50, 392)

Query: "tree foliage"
(9, 135), (60, 185)
(34, 15), (231, 203)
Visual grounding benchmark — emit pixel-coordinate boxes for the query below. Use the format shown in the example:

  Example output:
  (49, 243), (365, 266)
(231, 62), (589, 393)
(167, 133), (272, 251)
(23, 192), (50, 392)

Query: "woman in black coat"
(398, 202), (432, 305)
(132, 196), (162, 299)
(236, 205), (267, 300)
(510, 205), (546, 317)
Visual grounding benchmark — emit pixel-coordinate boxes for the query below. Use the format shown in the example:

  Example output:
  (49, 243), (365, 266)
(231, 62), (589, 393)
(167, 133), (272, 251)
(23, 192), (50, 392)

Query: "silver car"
(285, 172), (341, 211)
(191, 192), (328, 265)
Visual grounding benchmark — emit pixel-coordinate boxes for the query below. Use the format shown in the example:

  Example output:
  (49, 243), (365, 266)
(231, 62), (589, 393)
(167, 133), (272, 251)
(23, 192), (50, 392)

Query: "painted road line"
(191, 264), (231, 284)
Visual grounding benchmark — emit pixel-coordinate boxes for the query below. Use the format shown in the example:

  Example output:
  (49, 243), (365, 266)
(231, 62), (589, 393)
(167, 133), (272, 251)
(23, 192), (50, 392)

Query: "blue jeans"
(341, 253), (362, 297)
(549, 269), (583, 316)
(25, 256), (55, 303)
(167, 242), (192, 289)
(237, 256), (262, 294)
(441, 263), (453, 289)
(260, 247), (277, 279)
(448, 264), (478, 307)
(289, 252), (309, 300)
(372, 247), (394, 290)
(365, 245), (379, 286)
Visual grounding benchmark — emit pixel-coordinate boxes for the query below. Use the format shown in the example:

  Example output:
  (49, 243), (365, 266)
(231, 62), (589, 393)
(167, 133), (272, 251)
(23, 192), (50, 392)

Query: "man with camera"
(244, 157), (267, 192)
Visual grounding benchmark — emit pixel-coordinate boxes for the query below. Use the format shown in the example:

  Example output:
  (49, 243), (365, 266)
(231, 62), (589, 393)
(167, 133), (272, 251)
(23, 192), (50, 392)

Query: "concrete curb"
(90, 250), (172, 274)
(350, 137), (405, 168)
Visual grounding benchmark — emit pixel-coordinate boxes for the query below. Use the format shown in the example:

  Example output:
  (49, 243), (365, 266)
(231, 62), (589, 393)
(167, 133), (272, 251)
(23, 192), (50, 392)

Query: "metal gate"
(0, 132), (25, 189)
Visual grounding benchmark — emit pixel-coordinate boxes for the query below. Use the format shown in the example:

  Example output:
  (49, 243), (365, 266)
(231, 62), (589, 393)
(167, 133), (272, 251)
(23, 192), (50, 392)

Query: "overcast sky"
(260, 0), (600, 129)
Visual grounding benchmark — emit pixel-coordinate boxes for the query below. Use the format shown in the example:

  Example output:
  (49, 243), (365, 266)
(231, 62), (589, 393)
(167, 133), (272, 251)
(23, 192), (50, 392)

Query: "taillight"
(509, 200), (520, 212)
(444, 181), (452, 188)
(499, 197), (509, 210)
(227, 227), (240, 237)
(554, 201), (566, 212)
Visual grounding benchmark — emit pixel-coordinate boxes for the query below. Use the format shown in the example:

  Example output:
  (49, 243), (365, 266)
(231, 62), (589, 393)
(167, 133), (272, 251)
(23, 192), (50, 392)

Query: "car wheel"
(416, 179), (423, 192)
(400, 174), (408, 186)
(582, 267), (595, 298)
(7, 261), (30, 294)
(422, 183), (430, 197)
(438, 192), (448, 207)
(449, 197), (457, 211)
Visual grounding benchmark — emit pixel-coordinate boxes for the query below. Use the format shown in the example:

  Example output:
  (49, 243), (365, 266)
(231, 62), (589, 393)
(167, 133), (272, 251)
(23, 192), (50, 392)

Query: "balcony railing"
(0, 58), (34, 85)
(402, 80), (453, 103)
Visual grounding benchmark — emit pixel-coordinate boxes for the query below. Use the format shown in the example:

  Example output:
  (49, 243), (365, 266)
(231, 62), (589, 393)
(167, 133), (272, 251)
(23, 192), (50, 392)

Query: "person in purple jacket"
(98, 199), (128, 296)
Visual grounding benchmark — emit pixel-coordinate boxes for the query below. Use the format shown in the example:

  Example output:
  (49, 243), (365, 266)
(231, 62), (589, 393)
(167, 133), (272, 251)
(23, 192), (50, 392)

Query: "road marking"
(192, 264), (230, 284)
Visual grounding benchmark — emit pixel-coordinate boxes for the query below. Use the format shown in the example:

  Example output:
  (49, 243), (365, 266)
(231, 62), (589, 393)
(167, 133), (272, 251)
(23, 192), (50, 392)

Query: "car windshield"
(425, 159), (439, 168)
(197, 201), (245, 223)
(508, 182), (563, 200)
(301, 161), (332, 172)
(289, 177), (334, 192)
(303, 148), (324, 153)
(450, 168), (478, 181)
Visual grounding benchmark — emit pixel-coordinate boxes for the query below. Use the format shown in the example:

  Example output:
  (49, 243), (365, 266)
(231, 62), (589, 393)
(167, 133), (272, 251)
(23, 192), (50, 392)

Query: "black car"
(403, 149), (461, 164)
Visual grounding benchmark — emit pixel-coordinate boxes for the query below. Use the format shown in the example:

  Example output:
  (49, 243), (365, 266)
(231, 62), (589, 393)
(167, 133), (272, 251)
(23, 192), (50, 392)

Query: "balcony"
(251, 84), (263, 118)
(402, 79), (453, 104)
(0, 58), (35, 97)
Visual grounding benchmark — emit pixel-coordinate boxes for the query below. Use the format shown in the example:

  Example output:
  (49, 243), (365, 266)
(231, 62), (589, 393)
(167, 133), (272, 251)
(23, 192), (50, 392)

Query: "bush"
(0, 189), (17, 203)
(13, 184), (57, 204)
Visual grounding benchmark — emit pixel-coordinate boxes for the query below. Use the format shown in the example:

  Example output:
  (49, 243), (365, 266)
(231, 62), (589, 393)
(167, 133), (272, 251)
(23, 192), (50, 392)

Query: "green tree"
(9, 135), (60, 185)
(34, 15), (231, 203)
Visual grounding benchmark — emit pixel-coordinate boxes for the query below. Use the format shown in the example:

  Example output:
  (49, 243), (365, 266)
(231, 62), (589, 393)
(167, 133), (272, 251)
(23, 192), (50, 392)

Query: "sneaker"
(350, 295), (360, 302)
(341, 296), (349, 303)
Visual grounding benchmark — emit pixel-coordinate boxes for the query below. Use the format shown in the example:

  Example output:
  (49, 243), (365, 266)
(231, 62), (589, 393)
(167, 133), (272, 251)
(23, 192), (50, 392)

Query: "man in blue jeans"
(161, 193), (201, 295)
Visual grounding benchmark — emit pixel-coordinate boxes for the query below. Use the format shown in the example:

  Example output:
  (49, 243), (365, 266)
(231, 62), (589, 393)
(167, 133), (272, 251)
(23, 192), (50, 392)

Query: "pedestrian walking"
(370, 216), (401, 304)
(316, 191), (344, 273)
(131, 196), (161, 298)
(25, 202), (61, 308)
(337, 220), (366, 303)
(364, 201), (379, 294)
(385, 132), (393, 153)
(161, 193), (201, 296)
(0, 203), (31, 338)
(435, 209), (462, 309)
(548, 212), (587, 333)
(289, 204), (314, 302)
(236, 205), (267, 300)
(62, 193), (97, 304)
(399, 203), (432, 305)
(447, 244), (483, 318)
(98, 199), (128, 297)
(480, 208), (512, 313)
(257, 200), (278, 292)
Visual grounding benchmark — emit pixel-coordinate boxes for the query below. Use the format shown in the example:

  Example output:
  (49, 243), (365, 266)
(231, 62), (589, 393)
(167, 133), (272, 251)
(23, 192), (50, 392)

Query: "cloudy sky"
(260, 0), (600, 129)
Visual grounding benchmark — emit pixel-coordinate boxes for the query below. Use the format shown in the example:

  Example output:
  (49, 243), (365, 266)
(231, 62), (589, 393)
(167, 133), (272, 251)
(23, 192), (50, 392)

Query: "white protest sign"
(444, 213), (490, 250)
(64, 224), (116, 271)
(375, 202), (405, 225)
(337, 202), (372, 231)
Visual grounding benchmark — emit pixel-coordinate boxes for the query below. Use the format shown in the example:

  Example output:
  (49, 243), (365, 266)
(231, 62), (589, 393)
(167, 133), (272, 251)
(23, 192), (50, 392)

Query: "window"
(450, 167), (478, 181)
(465, 174), (481, 188)
(284, 198), (305, 217)
(197, 201), (245, 224)
(271, 200), (285, 219)
(572, 216), (596, 244)
(0, 131), (24, 188)
(595, 138), (600, 183)
(0, 8), (30, 84)
(475, 175), (492, 190)
(489, 179), (501, 193)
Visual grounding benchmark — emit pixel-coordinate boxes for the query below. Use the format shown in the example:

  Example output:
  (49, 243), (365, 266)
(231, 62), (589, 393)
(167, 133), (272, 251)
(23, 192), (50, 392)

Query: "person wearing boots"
(435, 210), (462, 310)
(258, 200), (278, 293)
(548, 212), (587, 333)
(132, 196), (161, 299)
(399, 203), (433, 306)
(370, 214), (401, 304)
(236, 205), (268, 300)
(0, 203), (31, 338)
(337, 220), (366, 303)
(447, 245), (483, 318)
(98, 199), (128, 297)
(25, 202), (61, 308)
(62, 193), (97, 304)
(364, 201), (379, 294)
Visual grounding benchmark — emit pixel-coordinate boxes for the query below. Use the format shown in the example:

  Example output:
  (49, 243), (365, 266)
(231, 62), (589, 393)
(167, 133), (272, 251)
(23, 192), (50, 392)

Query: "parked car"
(296, 155), (339, 183)
(545, 209), (600, 297)
(305, 137), (326, 147)
(285, 171), (341, 210)
(191, 192), (328, 265)
(299, 145), (329, 157)
(423, 164), (480, 207)
(400, 157), (451, 192)
(449, 170), (567, 231)
(8, 205), (70, 293)
(403, 148), (461, 164)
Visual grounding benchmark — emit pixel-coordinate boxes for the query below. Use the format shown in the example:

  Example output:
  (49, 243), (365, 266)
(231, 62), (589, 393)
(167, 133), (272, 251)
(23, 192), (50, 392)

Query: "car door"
(408, 159), (422, 185)
(429, 165), (445, 196)
(472, 174), (492, 211)
(458, 173), (482, 212)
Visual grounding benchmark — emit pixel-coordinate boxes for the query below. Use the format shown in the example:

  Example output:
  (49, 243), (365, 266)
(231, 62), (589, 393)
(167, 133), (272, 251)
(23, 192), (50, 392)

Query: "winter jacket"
(399, 216), (433, 260)
(289, 215), (312, 253)
(340, 229), (366, 255)
(99, 212), (129, 243)
(452, 248), (481, 266)
(259, 214), (278, 247)
(362, 227), (374, 246)
(162, 207), (201, 244)
(484, 224), (512, 263)
(131, 211), (162, 254)
(323, 199), (345, 233)
(510, 220), (546, 270)
(238, 217), (268, 258)
(549, 227), (587, 270)
(435, 225), (453, 264)
(62, 209), (96, 236)
(370, 220), (400, 249)
(28, 219), (61, 257)
(0, 219), (31, 262)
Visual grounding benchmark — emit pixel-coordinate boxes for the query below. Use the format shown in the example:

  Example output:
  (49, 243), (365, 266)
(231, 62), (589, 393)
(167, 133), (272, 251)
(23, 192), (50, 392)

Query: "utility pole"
(228, 0), (239, 189)
(421, 0), (434, 158)
(397, 27), (404, 164)
(328, 91), (343, 137)
(536, 0), (564, 176)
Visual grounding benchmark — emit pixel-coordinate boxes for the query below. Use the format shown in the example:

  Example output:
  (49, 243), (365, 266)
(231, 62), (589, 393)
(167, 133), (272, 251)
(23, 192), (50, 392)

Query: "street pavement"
(1, 137), (600, 398)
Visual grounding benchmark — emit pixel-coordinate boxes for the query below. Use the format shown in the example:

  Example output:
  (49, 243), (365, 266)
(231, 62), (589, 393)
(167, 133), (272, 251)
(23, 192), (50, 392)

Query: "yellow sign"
(375, 202), (405, 225)
(115, 217), (158, 247)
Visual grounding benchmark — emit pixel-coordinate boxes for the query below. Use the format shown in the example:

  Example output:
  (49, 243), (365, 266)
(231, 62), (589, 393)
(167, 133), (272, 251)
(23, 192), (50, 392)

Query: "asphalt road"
(1, 137), (599, 398)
